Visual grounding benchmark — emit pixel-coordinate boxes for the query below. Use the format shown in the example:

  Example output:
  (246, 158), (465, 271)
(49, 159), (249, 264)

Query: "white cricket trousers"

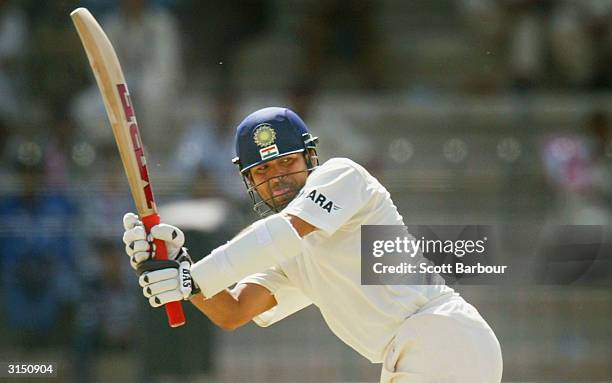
(380, 295), (503, 383)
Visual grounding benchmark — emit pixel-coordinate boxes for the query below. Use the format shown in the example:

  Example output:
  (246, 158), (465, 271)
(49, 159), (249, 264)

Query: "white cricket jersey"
(239, 158), (455, 363)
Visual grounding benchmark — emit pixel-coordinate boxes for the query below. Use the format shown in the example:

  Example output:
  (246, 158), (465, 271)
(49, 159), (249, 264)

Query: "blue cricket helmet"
(232, 107), (318, 174)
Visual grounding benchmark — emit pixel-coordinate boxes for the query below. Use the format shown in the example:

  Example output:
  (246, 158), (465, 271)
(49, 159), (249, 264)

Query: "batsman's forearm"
(189, 290), (243, 330)
(189, 282), (277, 331)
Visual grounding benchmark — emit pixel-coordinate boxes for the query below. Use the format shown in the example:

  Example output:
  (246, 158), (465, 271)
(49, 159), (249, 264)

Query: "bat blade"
(71, 7), (185, 328)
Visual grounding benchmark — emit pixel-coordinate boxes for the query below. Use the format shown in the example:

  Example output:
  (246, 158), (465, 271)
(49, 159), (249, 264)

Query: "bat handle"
(142, 213), (186, 328)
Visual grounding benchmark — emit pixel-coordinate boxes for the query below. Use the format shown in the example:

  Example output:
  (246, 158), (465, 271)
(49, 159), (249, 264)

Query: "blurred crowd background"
(0, 0), (611, 382)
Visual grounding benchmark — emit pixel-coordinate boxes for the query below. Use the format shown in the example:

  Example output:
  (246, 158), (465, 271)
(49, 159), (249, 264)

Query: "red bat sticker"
(117, 83), (154, 209)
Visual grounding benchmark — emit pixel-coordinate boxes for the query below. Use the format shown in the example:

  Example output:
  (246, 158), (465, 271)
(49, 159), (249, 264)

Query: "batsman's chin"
(270, 190), (298, 210)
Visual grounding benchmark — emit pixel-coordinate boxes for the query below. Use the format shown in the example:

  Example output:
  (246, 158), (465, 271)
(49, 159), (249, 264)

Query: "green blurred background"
(0, 0), (610, 382)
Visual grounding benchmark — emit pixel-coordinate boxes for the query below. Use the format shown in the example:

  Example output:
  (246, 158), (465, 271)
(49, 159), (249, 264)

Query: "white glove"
(121, 212), (199, 307)
(137, 261), (198, 307)
(122, 212), (185, 269)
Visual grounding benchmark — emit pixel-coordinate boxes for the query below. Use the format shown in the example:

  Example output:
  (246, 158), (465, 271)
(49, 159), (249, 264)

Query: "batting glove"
(122, 212), (200, 307)
(122, 212), (185, 269)
(136, 255), (200, 307)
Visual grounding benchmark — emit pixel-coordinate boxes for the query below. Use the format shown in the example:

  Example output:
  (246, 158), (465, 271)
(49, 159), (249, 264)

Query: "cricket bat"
(70, 7), (186, 327)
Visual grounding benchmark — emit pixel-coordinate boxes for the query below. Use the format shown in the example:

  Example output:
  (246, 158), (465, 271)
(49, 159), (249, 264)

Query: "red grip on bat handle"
(142, 213), (186, 327)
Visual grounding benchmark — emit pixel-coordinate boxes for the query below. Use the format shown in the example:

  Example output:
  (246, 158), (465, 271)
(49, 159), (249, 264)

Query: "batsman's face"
(249, 153), (309, 209)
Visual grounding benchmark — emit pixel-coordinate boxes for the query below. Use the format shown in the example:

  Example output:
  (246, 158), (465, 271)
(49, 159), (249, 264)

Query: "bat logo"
(117, 83), (154, 209)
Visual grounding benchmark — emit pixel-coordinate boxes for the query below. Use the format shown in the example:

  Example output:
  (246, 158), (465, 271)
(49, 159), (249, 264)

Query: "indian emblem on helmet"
(253, 124), (277, 147)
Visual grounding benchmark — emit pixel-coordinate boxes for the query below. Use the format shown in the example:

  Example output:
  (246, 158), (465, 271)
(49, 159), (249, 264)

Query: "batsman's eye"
(254, 165), (268, 174)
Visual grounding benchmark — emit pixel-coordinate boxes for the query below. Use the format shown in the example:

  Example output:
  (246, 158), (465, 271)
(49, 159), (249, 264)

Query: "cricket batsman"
(122, 107), (503, 382)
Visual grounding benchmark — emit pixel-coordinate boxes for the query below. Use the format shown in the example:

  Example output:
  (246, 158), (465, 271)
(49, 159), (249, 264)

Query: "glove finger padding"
(124, 223), (184, 266)
(123, 225), (147, 246)
(125, 239), (149, 257)
(150, 224), (184, 260)
(149, 290), (184, 308)
(138, 264), (179, 285)
(123, 212), (142, 231)
(129, 256), (140, 271)
(151, 224), (184, 247)
(124, 226), (151, 270)
(143, 278), (179, 297)
(131, 251), (152, 266)
(136, 259), (195, 308)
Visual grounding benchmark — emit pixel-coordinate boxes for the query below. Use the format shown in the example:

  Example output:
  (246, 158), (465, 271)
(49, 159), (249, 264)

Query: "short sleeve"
(239, 267), (312, 327)
(283, 158), (369, 235)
